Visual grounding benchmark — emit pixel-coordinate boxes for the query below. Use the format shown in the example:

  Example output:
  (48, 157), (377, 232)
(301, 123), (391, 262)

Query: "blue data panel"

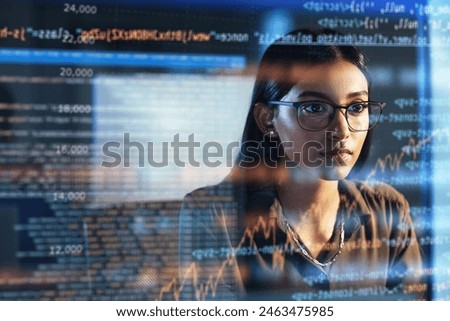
(0, 0), (446, 301)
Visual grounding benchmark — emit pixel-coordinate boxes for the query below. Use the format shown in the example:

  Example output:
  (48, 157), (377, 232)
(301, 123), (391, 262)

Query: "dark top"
(178, 179), (425, 300)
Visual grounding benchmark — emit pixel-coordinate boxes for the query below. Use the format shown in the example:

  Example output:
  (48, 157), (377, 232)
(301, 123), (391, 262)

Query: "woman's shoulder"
(340, 180), (414, 240)
(180, 181), (250, 218)
(181, 179), (276, 219)
(341, 179), (410, 219)
(350, 179), (408, 205)
(182, 181), (241, 204)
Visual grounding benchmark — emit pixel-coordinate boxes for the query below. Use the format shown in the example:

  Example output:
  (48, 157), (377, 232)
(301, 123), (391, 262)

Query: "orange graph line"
(158, 212), (296, 300)
(367, 128), (449, 179)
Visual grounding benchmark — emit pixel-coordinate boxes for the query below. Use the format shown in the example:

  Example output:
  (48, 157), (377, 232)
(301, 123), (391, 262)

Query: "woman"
(178, 29), (425, 300)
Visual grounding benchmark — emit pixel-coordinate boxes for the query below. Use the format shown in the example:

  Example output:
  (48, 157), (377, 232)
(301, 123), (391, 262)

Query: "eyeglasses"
(267, 100), (386, 132)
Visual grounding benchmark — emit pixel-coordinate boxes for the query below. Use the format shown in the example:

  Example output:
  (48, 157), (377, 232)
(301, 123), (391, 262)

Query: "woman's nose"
(330, 109), (350, 140)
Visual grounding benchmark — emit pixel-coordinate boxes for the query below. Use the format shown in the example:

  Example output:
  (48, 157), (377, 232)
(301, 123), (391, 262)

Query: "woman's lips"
(319, 148), (353, 164)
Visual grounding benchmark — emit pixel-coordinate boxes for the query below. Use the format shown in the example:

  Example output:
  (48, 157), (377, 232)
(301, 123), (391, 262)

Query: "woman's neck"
(275, 170), (341, 258)
(276, 172), (340, 215)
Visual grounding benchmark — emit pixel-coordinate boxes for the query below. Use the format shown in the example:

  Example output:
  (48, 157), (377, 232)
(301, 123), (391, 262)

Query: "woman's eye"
(348, 103), (367, 113)
(302, 103), (327, 114)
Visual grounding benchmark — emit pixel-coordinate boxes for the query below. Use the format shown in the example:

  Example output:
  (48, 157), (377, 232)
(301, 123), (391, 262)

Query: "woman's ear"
(253, 102), (275, 134)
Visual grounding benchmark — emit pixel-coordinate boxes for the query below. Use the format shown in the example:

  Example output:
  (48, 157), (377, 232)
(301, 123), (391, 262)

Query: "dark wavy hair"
(233, 29), (374, 180)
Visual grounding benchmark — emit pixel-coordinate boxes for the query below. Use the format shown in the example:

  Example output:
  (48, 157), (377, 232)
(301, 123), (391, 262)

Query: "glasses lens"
(293, 101), (383, 131)
(297, 102), (334, 131)
(368, 103), (382, 128)
(347, 103), (382, 131)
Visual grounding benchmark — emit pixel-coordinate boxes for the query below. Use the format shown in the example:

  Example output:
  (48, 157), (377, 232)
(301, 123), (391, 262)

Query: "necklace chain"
(283, 217), (345, 268)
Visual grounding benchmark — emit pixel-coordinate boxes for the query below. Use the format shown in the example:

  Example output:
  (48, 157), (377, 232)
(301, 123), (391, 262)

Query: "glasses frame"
(267, 100), (386, 132)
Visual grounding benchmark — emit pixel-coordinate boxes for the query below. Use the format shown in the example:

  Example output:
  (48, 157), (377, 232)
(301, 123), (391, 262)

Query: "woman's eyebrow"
(297, 91), (330, 100)
(297, 90), (369, 100)
(347, 90), (369, 98)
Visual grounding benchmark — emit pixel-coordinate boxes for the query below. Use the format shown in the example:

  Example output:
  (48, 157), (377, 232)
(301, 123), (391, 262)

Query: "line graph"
(158, 213), (296, 300)
(367, 128), (450, 179)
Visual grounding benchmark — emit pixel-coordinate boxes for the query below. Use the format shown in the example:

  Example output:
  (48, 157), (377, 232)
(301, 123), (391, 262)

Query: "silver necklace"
(283, 217), (345, 267)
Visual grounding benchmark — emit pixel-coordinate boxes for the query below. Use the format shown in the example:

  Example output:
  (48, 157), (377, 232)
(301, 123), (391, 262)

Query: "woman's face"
(272, 59), (369, 181)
